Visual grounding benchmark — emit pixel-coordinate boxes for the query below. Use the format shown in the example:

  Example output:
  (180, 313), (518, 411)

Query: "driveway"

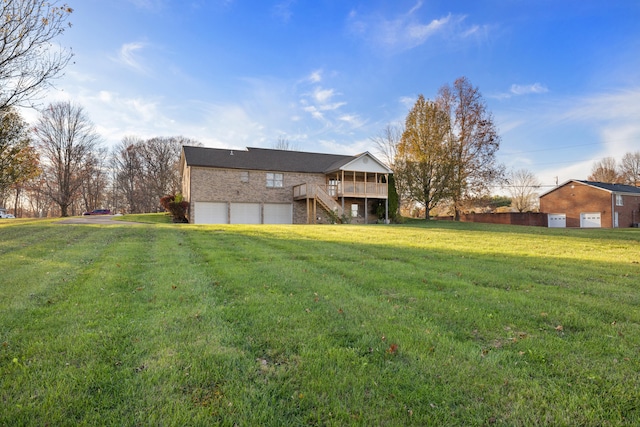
(57, 215), (140, 225)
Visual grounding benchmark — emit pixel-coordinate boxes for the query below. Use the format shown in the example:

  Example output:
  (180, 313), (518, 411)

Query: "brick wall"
(540, 182), (611, 227)
(615, 195), (640, 227)
(186, 166), (327, 224)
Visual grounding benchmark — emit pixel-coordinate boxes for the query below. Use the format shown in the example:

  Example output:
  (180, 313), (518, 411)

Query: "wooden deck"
(293, 183), (388, 200)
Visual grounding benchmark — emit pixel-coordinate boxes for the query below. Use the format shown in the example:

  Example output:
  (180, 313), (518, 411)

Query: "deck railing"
(293, 182), (387, 199)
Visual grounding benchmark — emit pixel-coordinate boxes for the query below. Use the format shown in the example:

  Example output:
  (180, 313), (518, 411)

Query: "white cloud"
(308, 70), (323, 83)
(560, 88), (640, 124)
(318, 137), (374, 156)
(399, 95), (416, 109)
(499, 87), (640, 185)
(27, 65), (375, 155)
(510, 83), (549, 96)
(313, 87), (335, 103)
(273, 0), (296, 22)
(303, 105), (324, 120)
(405, 14), (459, 44)
(319, 102), (347, 111)
(490, 83), (549, 99)
(339, 114), (366, 129)
(115, 42), (149, 74)
(348, 2), (484, 53)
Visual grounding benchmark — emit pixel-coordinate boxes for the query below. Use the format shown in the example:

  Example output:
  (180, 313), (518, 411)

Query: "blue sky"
(24, 0), (640, 188)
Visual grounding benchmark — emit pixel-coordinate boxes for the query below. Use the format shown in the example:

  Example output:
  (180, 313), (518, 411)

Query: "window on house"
(351, 203), (359, 217)
(240, 171), (249, 183)
(266, 173), (283, 188)
(616, 194), (623, 206)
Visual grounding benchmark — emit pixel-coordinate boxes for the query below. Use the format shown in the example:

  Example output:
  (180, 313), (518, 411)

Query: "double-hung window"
(266, 173), (283, 188)
(615, 194), (623, 206)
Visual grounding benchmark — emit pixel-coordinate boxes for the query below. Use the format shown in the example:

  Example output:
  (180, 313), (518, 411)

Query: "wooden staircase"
(314, 185), (343, 221)
(293, 183), (344, 223)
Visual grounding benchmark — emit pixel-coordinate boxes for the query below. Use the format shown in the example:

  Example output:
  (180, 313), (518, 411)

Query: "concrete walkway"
(57, 215), (140, 225)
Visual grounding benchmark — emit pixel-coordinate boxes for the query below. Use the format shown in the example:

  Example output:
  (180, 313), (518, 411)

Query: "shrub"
(159, 193), (189, 223)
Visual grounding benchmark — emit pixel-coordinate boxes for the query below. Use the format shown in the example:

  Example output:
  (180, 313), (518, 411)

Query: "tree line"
(0, 102), (198, 217)
(588, 154), (640, 186)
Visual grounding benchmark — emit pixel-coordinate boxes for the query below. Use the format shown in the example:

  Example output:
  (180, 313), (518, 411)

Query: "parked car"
(82, 209), (112, 216)
(0, 212), (15, 219)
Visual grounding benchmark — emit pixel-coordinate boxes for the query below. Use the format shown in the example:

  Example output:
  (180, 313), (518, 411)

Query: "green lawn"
(1, 219), (639, 426)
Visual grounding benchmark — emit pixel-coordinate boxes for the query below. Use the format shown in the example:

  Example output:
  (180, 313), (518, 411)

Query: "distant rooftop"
(577, 180), (640, 194)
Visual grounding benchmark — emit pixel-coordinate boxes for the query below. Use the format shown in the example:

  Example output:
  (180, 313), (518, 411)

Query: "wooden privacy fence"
(458, 212), (547, 227)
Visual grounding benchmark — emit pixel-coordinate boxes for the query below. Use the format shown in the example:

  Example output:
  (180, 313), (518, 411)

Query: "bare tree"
(33, 102), (101, 217)
(371, 123), (403, 168)
(23, 173), (53, 217)
(139, 137), (185, 211)
(0, 1), (73, 110)
(371, 123), (405, 218)
(396, 95), (452, 219)
(273, 136), (299, 151)
(588, 157), (621, 183)
(112, 137), (144, 213)
(79, 147), (109, 212)
(111, 136), (198, 213)
(506, 169), (541, 212)
(437, 77), (503, 220)
(620, 151), (640, 187)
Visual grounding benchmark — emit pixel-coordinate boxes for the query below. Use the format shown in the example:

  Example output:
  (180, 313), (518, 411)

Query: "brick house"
(179, 146), (392, 224)
(539, 180), (640, 228)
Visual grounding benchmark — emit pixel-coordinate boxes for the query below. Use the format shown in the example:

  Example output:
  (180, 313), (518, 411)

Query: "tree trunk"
(13, 187), (20, 218)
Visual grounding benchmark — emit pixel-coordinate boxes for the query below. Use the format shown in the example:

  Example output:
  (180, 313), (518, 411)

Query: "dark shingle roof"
(182, 146), (355, 173)
(577, 180), (640, 194)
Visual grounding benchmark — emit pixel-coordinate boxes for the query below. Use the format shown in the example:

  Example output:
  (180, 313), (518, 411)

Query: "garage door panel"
(264, 203), (292, 224)
(230, 203), (261, 224)
(548, 214), (566, 228)
(580, 212), (601, 228)
(195, 202), (228, 224)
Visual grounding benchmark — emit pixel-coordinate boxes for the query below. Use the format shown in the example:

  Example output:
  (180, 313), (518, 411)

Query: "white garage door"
(264, 203), (292, 224)
(580, 212), (601, 228)
(230, 203), (261, 224)
(548, 214), (566, 228)
(194, 202), (228, 224)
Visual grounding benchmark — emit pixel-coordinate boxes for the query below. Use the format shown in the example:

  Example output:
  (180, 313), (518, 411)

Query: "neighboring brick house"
(179, 146), (392, 224)
(539, 180), (640, 228)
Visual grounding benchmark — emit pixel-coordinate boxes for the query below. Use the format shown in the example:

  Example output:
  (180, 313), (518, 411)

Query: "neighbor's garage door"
(194, 202), (228, 224)
(230, 203), (261, 224)
(264, 203), (292, 224)
(580, 212), (601, 228)
(548, 213), (566, 228)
